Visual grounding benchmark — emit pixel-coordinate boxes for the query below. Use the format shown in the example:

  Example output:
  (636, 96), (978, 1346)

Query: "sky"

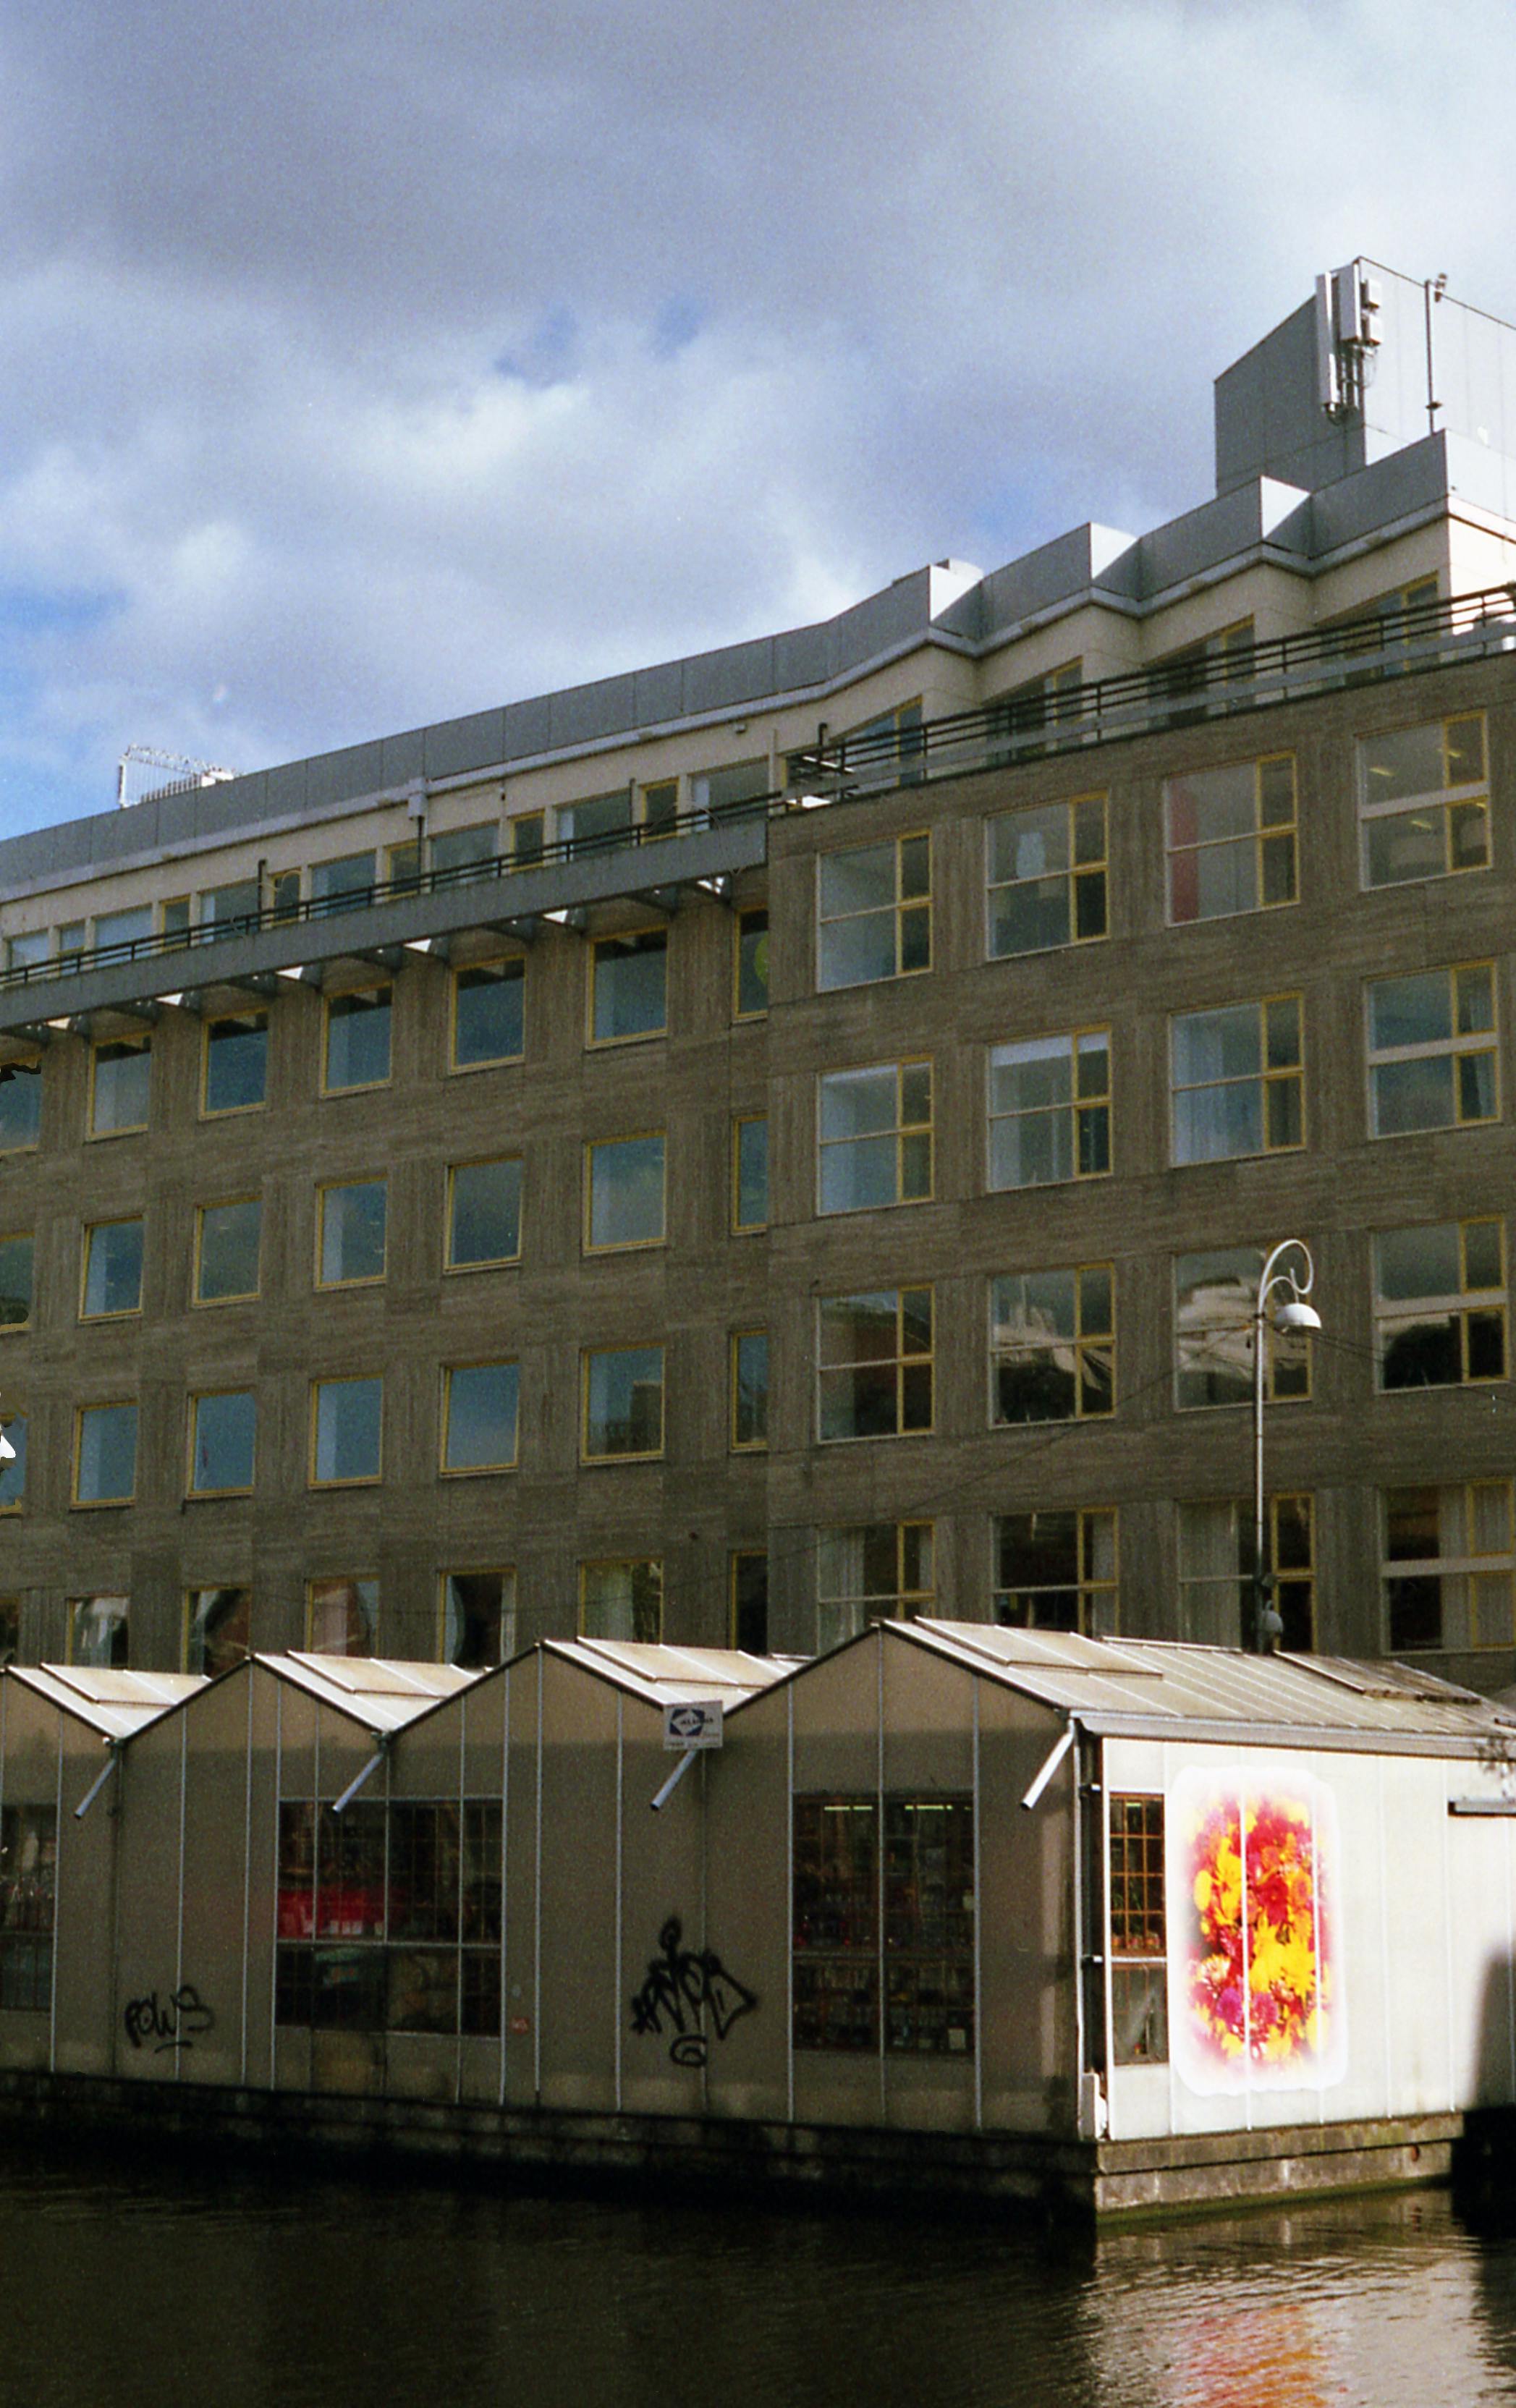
(1, 0), (1515, 839)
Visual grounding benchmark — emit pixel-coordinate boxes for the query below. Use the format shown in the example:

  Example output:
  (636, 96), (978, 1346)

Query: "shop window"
(1358, 713), (1489, 887)
(310, 852), (376, 910)
(323, 986), (392, 1092)
(1177, 1496), (1314, 1649)
(317, 1178), (388, 1287)
(203, 1012), (268, 1114)
(818, 1288), (933, 1441)
(585, 1133), (665, 1252)
(1174, 1247), (1312, 1409)
(1367, 963), (1498, 1137)
(89, 1035), (151, 1136)
(818, 1061), (932, 1214)
(0, 1233), (33, 1329)
(1375, 1218), (1506, 1389)
(730, 1330), (768, 1451)
(988, 1029), (1110, 1189)
(310, 1378), (383, 1486)
(195, 1196), (262, 1303)
(0, 1805), (56, 2014)
(441, 1362), (519, 1473)
(986, 794), (1107, 956)
(1170, 996), (1304, 1164)
(446, 1156), (522, 1269)
(430, 823), (496, 880)
(732, 1114), (768, 1232)
(588, 929), (668, 1044)
(990, 1264), (1114, 1423)
(451, 958), (525, 1069)
(0, 1059), (41, 1151)
(582, 1346), (664, 1460)
(730, 1553), (768, 1653)
(579, 1558), (663, 1642)
(816, 1522), (934, 1649)
(73, 1404), (137, 1506)
(67, 1593), (129, 1666)
(188, 1391), (257, 1496)
(0, 1419), (26, 1512)
(441, 1569), (517, 1668)
(1165, 754), (1297, 923)
(734, 907), (768, 1019)
(994, 1509), (1116, 1633)
(80, 1217), (144, 1319)
(792, 1795), (974, 2056)
(816, 834), (930, 990)
(1384, 1483), (1515, 1652)
(305, 1577), (379, 1656)
(1109, 1797), (1168, 2066)
(185, 1587), (253, 1676)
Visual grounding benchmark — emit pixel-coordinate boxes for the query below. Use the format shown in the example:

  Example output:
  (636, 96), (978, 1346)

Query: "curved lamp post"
(1250, 1241), (1321, 1653)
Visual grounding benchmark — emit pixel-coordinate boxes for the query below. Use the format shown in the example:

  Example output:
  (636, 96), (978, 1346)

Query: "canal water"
(8, 2140), (1516, 2407)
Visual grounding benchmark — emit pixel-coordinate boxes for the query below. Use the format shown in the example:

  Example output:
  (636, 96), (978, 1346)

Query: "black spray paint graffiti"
(123, 1985), (215, 2055)
(629, 1917), (757, 2068)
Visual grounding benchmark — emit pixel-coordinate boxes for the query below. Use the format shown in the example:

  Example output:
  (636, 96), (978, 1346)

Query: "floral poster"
(1167, 1763), (1346, 2095)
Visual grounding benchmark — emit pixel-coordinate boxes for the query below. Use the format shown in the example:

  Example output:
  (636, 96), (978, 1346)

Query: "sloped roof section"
(262, 1653), (477, 1734)
(16, 1665), (207, 1742)
(540, 1640), (801, 1712)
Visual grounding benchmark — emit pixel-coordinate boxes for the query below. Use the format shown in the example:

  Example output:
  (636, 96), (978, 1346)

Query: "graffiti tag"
(123, 1984), (215, 2055)
(629, 1916), (756, 2068)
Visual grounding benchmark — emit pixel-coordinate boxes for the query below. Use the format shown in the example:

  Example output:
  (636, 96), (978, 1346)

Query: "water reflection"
(4, 2142), (1516, 2408)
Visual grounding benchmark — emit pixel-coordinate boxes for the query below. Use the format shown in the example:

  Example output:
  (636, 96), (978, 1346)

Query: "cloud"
(1, 0), (1514, 834)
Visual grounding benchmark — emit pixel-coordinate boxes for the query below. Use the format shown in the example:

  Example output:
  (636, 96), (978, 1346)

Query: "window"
(68, 1594), (129, 1666)
(0, 1419), (26, 1512)
(693, 760), (771, 816)
(430, 823), (496, 879)
(269, 868), (301, 921)
(1109, 1797), (1168, 2066)
(588, 929), (667, 1044)
(1178, 1496), (1314, 1649)
(386, 839), (420, 894)
(839, 698), (926, 787)
(185, 1587), (253, 1676)
(638, 778), (679, 836)
(317, 1179), (387, 1287)
(582, 1346), (664, 1460)
(987, 1030), (1110, 1188)
(731, 1330), (768, 1450)
(1165, 755), (1297, 923)
(816, 1522), (934, 1649)
(323, 986), (392, 1091)
(734, 907), (768, 1018)
(0, 1805), (56, 2014)
(818, 1061), (931, 1213)
(310, 852), (376, 910)
(58, 921), (85, 961)
(1376, 1220), (1506, 1390)
(1367, 964), (1498, 1137)
(994, 1509), (1116, 1632)
(441, 1362), (519, 1473)
(446, 1156), (522, 1269)
(188, 1391), (257, 1496)
(310, 1378), (383, 1485)
(585, 1134), (665, 1252)
(509, 811), (544, 867)
(792, 1796), (974, 2056)
(1384, 1483), (1515, 1652)
(451, 958), (525, 1068)
(161, 895), (192, 944)
(0, 1601), (17, 1661)
(74, 1404), (137, 1505)
(203, 1012), (268, 1114)
(80, 1218), (144, 1318)
(441, 1569), (517, 1668)
(986, 794), (1107, 955)
(988, 661), (1083, 761)
(274, 1797), (501, 2036)
(559, 790), (631, 851)
(89, 1035), (151, 1136)
(0, 1234), (33, 1328)
(580, 1559), (662, 1642)
(1170, 996), (1303, 1164)
(818, 1288), (933, 1441)
(93, 904), (153, 952)
(195, 1197), (261, 1303)
(1174, 1247), (1312, 1409)
(816, 834), (930, 990)
(732, 1114), (768, 1231)
(0, 1059), (41, 1150)
(730, 1553), (768, 1653)
(990, 1265), (1114, 1423)
(1358, 713), (1489, 887)
(306, 1577), (379, 1655)
(198, 880), (257, 930)
(5, 931), (48, 971)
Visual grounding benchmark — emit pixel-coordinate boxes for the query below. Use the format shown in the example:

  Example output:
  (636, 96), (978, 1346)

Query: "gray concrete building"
(2, 255), (1516, 1687)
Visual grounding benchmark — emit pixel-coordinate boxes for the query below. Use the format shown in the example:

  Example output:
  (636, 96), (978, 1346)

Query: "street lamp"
(1250, 1240), (1321, 1654)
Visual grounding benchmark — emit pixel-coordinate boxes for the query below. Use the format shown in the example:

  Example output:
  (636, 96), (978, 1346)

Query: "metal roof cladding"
(12, 1665), (208, 1742)
(266, 1652), (479, 1733)
(534, 1640), (803, 1711)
